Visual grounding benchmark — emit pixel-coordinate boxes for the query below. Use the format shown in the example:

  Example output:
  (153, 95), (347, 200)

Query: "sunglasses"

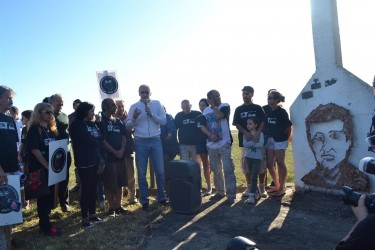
(268, 96), (277, 100)
(42, 110), (53, 115)
(141, 91), (150, 94)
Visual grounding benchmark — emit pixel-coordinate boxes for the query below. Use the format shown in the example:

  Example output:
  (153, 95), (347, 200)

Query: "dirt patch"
(142, 186), (355, 250)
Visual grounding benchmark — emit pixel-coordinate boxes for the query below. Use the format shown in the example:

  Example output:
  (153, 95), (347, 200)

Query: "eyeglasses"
(42, 110), (53, 115)
(141, 91), (150, 94)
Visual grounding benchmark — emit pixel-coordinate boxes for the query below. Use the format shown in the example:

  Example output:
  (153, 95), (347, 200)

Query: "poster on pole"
(0, 175), (23, 226)
(48, 139), (68, 186)
(96, 70), (121, 101)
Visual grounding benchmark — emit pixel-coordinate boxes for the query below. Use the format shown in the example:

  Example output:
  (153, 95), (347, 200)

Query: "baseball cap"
(241, 86), (254, 93)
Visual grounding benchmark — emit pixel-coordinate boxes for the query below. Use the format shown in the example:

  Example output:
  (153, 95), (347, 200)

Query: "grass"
(12, 131), (294, 249)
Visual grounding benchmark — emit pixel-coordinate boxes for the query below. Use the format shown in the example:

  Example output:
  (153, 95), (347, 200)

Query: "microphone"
(143, 99), (149, 106)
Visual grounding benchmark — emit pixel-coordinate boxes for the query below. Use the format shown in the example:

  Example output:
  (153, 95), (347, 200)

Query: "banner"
(0, 175), (23, 226)
(97, 70), (121, 100)
(48, 139), (68, 186)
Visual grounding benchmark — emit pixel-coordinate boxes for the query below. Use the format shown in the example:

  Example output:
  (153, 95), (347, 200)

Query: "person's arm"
(243, 133), (264, 148)
(31, 148), (49, 170)
(147, 101), (167, 125)
(125, 105), (138, 129)
(0, 164), (7, 184)
(341, 195), (369, 242)
(235, 124), (251, 141)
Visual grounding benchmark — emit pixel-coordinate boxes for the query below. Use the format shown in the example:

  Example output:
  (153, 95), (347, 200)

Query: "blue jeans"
(135, 137), (166, 205)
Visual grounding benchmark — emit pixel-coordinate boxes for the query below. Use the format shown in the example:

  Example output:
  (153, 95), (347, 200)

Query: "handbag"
(24, 168), (50, 200)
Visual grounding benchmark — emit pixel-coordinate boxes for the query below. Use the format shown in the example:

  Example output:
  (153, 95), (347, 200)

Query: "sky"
(0, 0), (374, 120)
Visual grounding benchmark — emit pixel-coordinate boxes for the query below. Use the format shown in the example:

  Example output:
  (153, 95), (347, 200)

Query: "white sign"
(96, 70), (121, 100)
(48, 139), (68, 186)
(0, 175), (23, 226)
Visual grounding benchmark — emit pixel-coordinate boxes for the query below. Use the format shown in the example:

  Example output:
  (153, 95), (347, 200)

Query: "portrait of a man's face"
(301, 103), (368, 191)
(310, 119), (352, 170)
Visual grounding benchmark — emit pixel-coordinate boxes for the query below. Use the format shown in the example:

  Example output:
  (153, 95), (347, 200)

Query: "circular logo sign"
(0, 185), (21, 214)
(100, 76), (118, 94)
(51, 147), (66, 173)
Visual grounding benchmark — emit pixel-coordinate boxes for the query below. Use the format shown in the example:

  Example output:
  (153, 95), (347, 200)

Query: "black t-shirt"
(265, 106), (292, 142)
(336, 214), (375, 250)
(0, 113), (18, 173)
(26, 124), (56, 172)
(196, 114), (208, 145)
(232, 103), (266, 147)
(174, 110), (201, 145)
(98, 115), (126, 162)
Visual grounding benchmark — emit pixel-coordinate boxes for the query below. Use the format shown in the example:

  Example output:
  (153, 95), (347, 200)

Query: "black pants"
(58, 152), (71, 207)
(78, 165), (98, 218)
(37, 189), (53, 231)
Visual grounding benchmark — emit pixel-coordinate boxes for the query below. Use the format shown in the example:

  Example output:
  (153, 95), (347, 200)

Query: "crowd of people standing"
(0, 84), (292, 247)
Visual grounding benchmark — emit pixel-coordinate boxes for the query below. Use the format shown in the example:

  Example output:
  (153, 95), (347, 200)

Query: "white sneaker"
(246, 193), (255, 204)
(258, 184), (268, 198)
(202, 187), (212, 196)
(242, 186), (251, 197)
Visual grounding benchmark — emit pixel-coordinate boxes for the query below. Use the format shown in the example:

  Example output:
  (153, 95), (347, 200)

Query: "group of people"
(0, 84), (293, 243)
(1, 83), (374, 249)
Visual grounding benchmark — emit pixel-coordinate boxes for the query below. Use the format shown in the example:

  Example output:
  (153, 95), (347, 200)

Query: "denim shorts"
(266, 137), (289, 150)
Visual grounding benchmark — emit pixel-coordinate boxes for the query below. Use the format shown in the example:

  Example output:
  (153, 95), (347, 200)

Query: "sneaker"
(258, 184), (268, 198)
(43, 227), (63, 236)
(242, 186), (251, 198)
(89, 216), (104, 223)
(158, 199), (169, 206)
(69, 184), (80, 193)
(99, 201), (105, 209)
(116, 207), (131, 215)
(209, 193), (225, 201)
(246, 193), (255, 204)
(254, 191), (260, 200)
(82, 219), (94, 229)
(202, 187), (212, 196)
(127, 198), (139, 205)
(61, 204), (71, 213)
(106, 208), (116, 217)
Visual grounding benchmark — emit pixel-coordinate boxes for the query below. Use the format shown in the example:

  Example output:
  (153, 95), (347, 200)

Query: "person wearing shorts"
(264, 90), (292, 197)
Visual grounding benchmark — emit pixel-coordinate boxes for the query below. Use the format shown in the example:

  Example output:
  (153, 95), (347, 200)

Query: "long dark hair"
(75, 102), (95, 120)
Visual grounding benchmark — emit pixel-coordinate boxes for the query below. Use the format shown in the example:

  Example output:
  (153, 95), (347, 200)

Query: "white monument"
(291, 0), (374, 193)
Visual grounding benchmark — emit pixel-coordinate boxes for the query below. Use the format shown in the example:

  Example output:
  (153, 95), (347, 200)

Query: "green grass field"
(12, 131), (294, 249)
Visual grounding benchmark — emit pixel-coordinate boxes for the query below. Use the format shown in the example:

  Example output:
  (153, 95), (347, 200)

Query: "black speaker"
(166, 160), (202, 214)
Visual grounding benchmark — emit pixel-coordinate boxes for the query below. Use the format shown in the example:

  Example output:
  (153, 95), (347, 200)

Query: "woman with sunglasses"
(70, 102), (104, 229)
(26, 102), (62, 236)
(264, 91), (292, 197)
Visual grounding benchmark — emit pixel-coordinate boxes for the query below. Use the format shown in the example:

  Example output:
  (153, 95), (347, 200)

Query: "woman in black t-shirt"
(70, 102), (104, 229)
(264, 91), (292, 197)
(27, 103), (61, 236)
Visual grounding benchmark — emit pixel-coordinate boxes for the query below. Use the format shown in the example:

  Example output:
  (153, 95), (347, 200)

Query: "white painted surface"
(291, 0), (375, 192)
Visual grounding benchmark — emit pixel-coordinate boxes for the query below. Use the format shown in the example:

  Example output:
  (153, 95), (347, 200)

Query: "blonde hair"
(29, 103), (58, 136)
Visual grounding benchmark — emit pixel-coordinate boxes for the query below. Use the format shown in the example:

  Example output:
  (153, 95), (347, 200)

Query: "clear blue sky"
(0, 0), (374, 118)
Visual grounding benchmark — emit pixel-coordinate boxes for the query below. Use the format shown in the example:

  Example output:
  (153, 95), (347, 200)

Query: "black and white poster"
(48, 139), (68, 186)
(97, 70), (121, 100)
(0, 175), (23, 226)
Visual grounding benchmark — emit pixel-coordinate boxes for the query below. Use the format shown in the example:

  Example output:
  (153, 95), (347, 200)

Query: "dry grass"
(12, 131), (294, 249)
